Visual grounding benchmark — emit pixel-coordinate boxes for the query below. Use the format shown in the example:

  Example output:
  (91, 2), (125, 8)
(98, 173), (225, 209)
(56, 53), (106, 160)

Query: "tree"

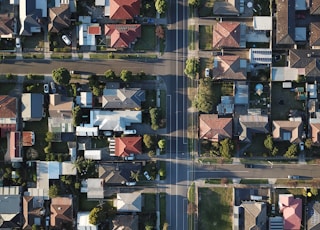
(305, 138), (313, 150)
(271, 147), (278, 156)
(264, 135), (274, 152)
(143, 134), (155, 149)
(188, 0), (200, 7)
(159, 168), (166, 177)
(92, 86), (101, 96)
(104, 69), (116, 79)
(61, 175), (72, 185)
(150, 108), (159, 130)
(184, 58), (199, 79)
(193, 78), (215, 113)
(155, 0), (167, 14)
(148, 150), (156, 157)
(158, 139), (166, 150)
(155, 25), (165, 39)
(130, 170), (140, 182)
(219, 138), (234, 158)
(120, 70), (132, 82)
(145, 223), (154, 230)
(45, 132), (54, 142)
(49, 184), (59, 198)
(52, 67), (71, 85)
(311, 187), (319, 196)
(89, 206), (104, 225)
(284, 144), (298, 158)
(72, 106), (82, 127)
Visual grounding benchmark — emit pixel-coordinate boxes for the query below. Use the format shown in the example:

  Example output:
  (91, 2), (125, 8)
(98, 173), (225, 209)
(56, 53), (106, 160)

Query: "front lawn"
(91, 137), (109, 148)
(0, 83), (16, 94)
(199, 0), (215, 17)
(199, 26), (213, 50)
(160, 193), (166, 229)
(198, 187), (233, 230)
(143, 193), (156, 212)
(22, 33), (44, 49)
(134, 25), (156, 51)
(188, 25), (196, 50)
(240, 179), (268, 184)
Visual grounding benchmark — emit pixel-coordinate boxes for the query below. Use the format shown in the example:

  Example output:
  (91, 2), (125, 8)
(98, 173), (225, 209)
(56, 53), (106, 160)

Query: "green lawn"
(78, 193), (99, 211)
(143, 193), (156, 212)
(245, 133), (269, 157)
(22, 33), (44, 49)
(188, 25), (196, 50)
(199, 57), (214, 79)
(205, 179), (232, 184)
(91, 138), (109, 148)
(188, 182), (196, 203)
(50, 53), (72, 59)
(134, 25), (156, 51)
(0, 83), (16, 94)
(159, 161), (166, 180)
(199, 0), (215, 17)
(198, 187), (233, 230)
(160, 193), (166, 229)
(22, 53), (45, 59)
(142, 90), (157, 109)
(0, 138), (7, 161)
(253, 0), (271, 16)
(199, 26), (213, 50)
(51, 142), (69, 154)
(240, 179), (268, 184)
(160, 90), (166, 122)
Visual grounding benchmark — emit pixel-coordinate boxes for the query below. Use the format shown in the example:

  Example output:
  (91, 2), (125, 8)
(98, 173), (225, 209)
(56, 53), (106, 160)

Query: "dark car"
(245, 164), (254, 168)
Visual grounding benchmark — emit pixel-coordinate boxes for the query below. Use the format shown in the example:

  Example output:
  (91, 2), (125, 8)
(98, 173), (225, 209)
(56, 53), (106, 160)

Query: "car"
(144, 171), (151, 180)
(15, 37), (20, 48)
(50, 82), (56, 93)
(124, 153), (135, 161)
(62, 35), (71, 46)
(123, 129), (137, 135)
(69, 70), (79, 74)
(245, 164), (254, 168)
(103, 131), (112, 137)
(43, 84), (49, 93)
(45, 216), (50, 226)
(288, 175), (300, 180)
(299, 142), (304, 151)
(125, 181), (136, 186)
(205, 68), (210, 77)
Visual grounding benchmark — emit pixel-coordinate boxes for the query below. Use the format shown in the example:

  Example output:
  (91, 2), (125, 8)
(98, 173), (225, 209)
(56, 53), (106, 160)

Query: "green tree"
(120, 70), (132, 82)
(49, 184), (59, 198)
(61, 175), (72, 185)
(130, 170), (140, 182)
(284, 144), (298, 158)
(158, 139), (166, 150)
(72, 106), (82, 127)
(45, 132), (54, 142)
(219, 138), (234, 158)
(159, 168), (165, 177)
(193, 78), (214, 113)
(145, 223), (154, 230)
(89, 206), (104, 225)
(75, 182), (80, 190)
(104, 69), (116, 79)
(148, 150), (156, 157)
(52, 67), (71, 85)
(264, 135), (274, 152)
(155, 0), (167, 14)
(311, 187), (319, 196)
(184, 58), (199, 79)
(6, 73), (13, 80)
(150, 107), (159, 130)
(305, 138), (313, 149)
(188, 0), (200, 7)
(143, 134), (155, 149)
(271, 147), (278, 156)
(92, 86), (101, 96)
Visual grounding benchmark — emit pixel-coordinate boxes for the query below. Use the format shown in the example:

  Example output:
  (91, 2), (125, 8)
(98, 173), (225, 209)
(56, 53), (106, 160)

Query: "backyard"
(198, 187), (233, 230)
(133, 25), (156, 51)
(199, 26), (213, 50)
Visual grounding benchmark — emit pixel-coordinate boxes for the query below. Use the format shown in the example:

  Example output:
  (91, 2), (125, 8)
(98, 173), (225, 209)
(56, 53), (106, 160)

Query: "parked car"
(288, 175), (300, 179)
(62, 35), (71, 46)
(124, 153), (135, 161)
(50, 82), (56, 93)
(299, 142), (304, 151)
(43, 84), (49, 93)
(125, 181), (136, 186)
(144, 171), (151, 180)
(103, 131), (112, 137)
(123, 129), (137, 135)
(205, 68), (210, 77)
(245, 164), (254, 168)
(15, 37), (20, 48)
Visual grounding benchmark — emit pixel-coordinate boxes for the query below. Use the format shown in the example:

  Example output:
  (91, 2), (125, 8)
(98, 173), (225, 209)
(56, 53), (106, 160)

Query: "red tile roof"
(22, 131), (34, 146)
(110, 0), (140, 20)
(212, 22), (240, 48)
(88, 25), (101, 35)
(199, 114), (232, 142)
(9, 131), (21, 160)
(105, 24), (141, 48)
(115, 136), (142, 157)
(0, 124), (16, 138)
(0, 95), (16, 119)
(279, 194), (302, 230)
(50, 197), (73, 227)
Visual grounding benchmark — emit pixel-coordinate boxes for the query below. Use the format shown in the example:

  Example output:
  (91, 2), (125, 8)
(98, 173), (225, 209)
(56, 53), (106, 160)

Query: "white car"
(43, 84), (49, 93)
(123, 129), (137, 135)
(125, 181), (136, 186)
(62, 35), (71, 46)
(15, 37), (20, 48)
(299, 142), (304, 151)
(144, 171), (151, 180)
(124, 153), (135, 161)
(205, 68), (210, 77)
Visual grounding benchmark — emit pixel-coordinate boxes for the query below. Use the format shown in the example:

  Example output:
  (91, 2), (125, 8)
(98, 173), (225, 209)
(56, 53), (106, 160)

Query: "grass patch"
(159, 161), (166, 180)
(160, 193), (166, 228)
(51, 142), (69, 154)
(0, 138), (6, 161)
(245, 133), (269, 157)
(78, 193), (99, 211)
(143, 193), (156, 212)
(22, 33), (44, 49)
(160, 90), (166, 121)
(89, 53), (157, 60)
(22, 53), (45, 59)
(198, 187), (233, 230)
(0, 53), (16, 59)
(188, 182), (196, 203)
(51, 53), (72, 59)
(134, 25), (156, 51)
(246, 42), (270, 48)
(199, 0), (215, 17)
(142, 90), (157, 109)
(188, 25), (196, 50)
(221, 82), (233, 96)
(0, 83), (16, 94)
(198, 157), (233, 164)
(91, 138), (109, 148)
(205, 178), (232, 184)
(273, 54), (287, 67)
(200, 57), (214, 79)
(199, 26), (213, 50)
(240, 179), (268, 184)
(159, 38), (165, 54)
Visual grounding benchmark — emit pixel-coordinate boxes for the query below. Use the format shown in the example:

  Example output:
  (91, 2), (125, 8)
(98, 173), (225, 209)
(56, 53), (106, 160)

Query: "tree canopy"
(193, 78), (214, 113)
(158, 139), (166, 150)
(52, 67), (71, 85)
(104, 69), (116, 79)
(49, 184), (59, 198)
(120, 70), (132, 82)
(143, 134), (155, 149)
(219, 138), (234, 158)
(284, 144), (298, 158)
(155, 0), (167, 14)
(184, 58), (199, 79)
(188, 0), (200, 7)
(89, 206), (104, 225)
(72, 106), (82, 127)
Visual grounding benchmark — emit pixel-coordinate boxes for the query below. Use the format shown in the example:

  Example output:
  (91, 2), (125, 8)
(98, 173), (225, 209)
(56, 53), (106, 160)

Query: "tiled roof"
(310, 122), (320, 144)
(23, 196), (43, 229)
(105, 24), (141, 48)
(289, 49), (320, 77)
(310, 23), (320, 46)
(49, 94), (73, 119)
(310, 0), (320, 14)
(241, 202), (267, 230)
(9, 131), (22, 162)
(0, 95), (16, 119)
(212, 22), (240, 48)
(199, 114), (232, 142)
(110, 0), (140, 20)
(272, 120), (303, 143)
(50, 197), (73, 227)
(115, 137), (142, 157)
(279, 194), (302, 230)
(0, 14), (14, 37)
(308, 202), (320, 230)
(102, 88), (145, 109)
(276, 0), (295, 45)
(88, 25), (101, 35)
(212, 55), (247, 80)
(239, 115), (269, 142)
(48, 4), (70, 33)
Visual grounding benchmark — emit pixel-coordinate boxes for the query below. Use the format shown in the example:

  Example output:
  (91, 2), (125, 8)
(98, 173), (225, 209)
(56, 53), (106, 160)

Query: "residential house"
(78, 16), (97, 47)
(99, 162), (141, 186)
(241, 201), (267, 230)
(213, 1), (239, 16)
(310, 118), (320, 145)
(249, 48), (272, 64)
(239, 114), (269, 142)
(77, 212), (98, 230)
(48, 117), (74, 133)
(310, 23), (320, 49)
(109, 0), (140, 20)
(49, 94), (73, 119)
(273, 120), (303, 143)
(112, 215), (138, 230)
(216, 96), (234, 115)
(310, 0), (320, 15)
(253, 16), (273, 31)
(76, 91), (93, 108)
(50, 196), (73, 227)
(84, 149), (102, 160)
(19, 0), (47, 36)
(212, 21), (246, 49)
(275, 0), (295, 45)
(212, 55), (247, 80)
(0, 14), (15, 38)
(86, 178), (104, 199)
(22, 195), (45, 229)
(272, 67), (299, 81)
(0, 95), (16, 137)
(234, 81), (249, 105)
(6, 131), (35, 163)
(115, 136), (142, 157)
(76, 125), (99, 137)
(21, 93), (44, 121)
(289, 49), (320, 78)
(48, 4), (71, 33)
(102, 87), (145, 109)
(308, 201), (320, 230)
(0, 186), (21, 229)
(278, 194), (302, 230)
(199, 114), (233, 142)
(116, 192), (141, 212)
(105, 24), (141, 48)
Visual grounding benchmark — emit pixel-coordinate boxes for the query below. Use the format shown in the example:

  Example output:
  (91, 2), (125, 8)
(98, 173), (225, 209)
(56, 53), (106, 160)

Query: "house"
(239, 114), (269, 142)
(21, 93), (44, 121)
(78, 16), (96, 47)
(49, 94), (73, 119)
(48, 4), (71, 33)
(84, 150), (102, 160)
(213, 1), (239, 16)
(102, 87), (145, 109)
(115, 136), (142, 157)
(76, 125), (99, 136)
(0, 186), (21, 229)
(48, 117), (74, 133)
(212, 55), (247, 80)
(50, 196), (73, 227)
(99, 162), (141, 185)
(309, 117), (320, 145)
(112, 215), (138, 230)
(253, 16), (273, 31)
(310, 0), (320, 15)
(234, 81), (248, 105)
(0, 14), (15, 38)
(7, 131), (35, 163)
(86, 178), (104, 199)
(19, 0), (47, 36)
(116, 192), (141, 212)
(289, 49), (320, 77)
(22, 195), (45, 229)
(216, 96), (234, 115)
(212, 21), (246, 49)
(276, 0), (295, 45)
(308, 201), (320, 230)
(273, 120), (303, 143)
(249, 48), (272, 64)
(278, 194), (302, 230)
(77, 212), (98, 230)
(105, 24), (141, 48)
(199, 114), (233, 142)
(0, 95), (16, 137)
(76, 92), (93, 108)
(109, 0), (140, 20)
(272, 67), (299, 81)
(241, 201), (267, 230)
(310, 23), (320, 49)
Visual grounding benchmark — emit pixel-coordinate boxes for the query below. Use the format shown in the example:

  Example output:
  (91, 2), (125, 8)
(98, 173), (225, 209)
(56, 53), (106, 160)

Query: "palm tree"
(130, 170), (140, 182)
(73, 156), (84, 173)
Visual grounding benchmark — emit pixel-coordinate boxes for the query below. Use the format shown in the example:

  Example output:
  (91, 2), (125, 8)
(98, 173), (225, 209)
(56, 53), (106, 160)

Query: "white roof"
(87, 178), (104, 199)
(95, 0), (105, 5)
(36, 161), (49, 200)
(61, 162), (77, 175)
(253, 16), (272, 30)
(76, 126), (98, 136)
(249, 48), (272, 64)
(48, 162), (61, 179)
(116, 192), (142, 212)
(77, 212), (98, 230)
(272, 67), (299, 81)
(84, 150), (102, 160)
(79, 24), (96, 46)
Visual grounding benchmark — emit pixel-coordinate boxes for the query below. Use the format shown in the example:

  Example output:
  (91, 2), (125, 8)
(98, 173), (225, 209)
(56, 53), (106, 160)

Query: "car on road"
(125, 181), (136, 186)
(299, 142), (304, 151)
(205, 68), (210, 77)
(144, 171), (151, 180)
(62, 35), (71, 46)
(244, 164), (254, 168)
(43, 84), (49, 93)
(288, 175), (300, 179)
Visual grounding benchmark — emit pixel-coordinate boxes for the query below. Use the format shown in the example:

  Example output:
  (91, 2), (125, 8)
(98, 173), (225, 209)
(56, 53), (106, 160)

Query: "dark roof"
(30, 94), (44, 119)
(276, 0), (295, 45)
(0, 14), (14, 36)
(23, 196), (43, 229)
(213, 2), (239, 15)
(310, 23), (320, 46)
(289, 49), (320, 76)
(310, 0), (320, 15)
(48, 4), (71, 33)
(239, 115), (269, 142)
(99, 163), (141, 185)
(0, 95), (16, 119)
(102, 88), (145, 109)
